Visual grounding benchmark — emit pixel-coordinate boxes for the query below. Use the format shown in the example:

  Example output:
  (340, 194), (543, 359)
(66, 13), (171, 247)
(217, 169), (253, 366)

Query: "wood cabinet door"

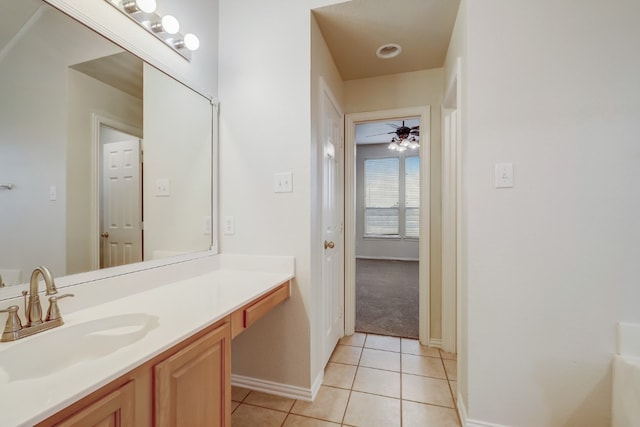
(154, 322), (231, 427)
(55, 381), (135, 427)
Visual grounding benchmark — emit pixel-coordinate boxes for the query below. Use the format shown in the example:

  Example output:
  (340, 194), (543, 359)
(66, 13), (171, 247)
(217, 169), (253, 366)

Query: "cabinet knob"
(101, 232), (109, 238)
(324, 240), (335, 249)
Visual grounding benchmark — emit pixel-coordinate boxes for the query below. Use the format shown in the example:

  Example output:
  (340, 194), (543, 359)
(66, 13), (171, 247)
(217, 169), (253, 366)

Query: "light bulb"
(184, 33), (200, 51)
(136, 0), (156, 13)
(161, 15), (180, 34)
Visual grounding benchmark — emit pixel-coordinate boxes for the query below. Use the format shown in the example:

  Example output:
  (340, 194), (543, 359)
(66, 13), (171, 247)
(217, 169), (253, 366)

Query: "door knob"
(324, 240), (335, 249)
(101, 232), (109, 238)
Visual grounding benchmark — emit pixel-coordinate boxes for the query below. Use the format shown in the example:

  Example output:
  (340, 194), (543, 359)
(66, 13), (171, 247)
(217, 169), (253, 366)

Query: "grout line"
(399, 341), (404, 427)
(233, 336), (459, 427)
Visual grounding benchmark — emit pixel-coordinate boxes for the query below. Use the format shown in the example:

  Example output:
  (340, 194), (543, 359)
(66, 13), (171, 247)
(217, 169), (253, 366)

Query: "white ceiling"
(313, 0), (460, 81)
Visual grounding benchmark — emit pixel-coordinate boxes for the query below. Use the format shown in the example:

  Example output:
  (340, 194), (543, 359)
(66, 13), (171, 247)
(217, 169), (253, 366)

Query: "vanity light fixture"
(155, 15), (179, 35)
(122, 0), (156, 14)
(104, 0), (199, 61)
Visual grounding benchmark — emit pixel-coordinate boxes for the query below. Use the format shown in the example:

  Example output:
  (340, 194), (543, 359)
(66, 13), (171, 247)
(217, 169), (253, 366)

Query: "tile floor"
(231, 333), (460, 426)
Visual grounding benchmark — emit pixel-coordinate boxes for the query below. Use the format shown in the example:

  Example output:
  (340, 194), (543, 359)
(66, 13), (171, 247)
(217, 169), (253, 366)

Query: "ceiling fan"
(367, 121), (420, 151)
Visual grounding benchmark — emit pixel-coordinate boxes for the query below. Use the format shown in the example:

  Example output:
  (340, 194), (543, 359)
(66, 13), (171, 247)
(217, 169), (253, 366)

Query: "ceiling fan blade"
(386, 123), (400, 129)
(366, 131), (396, 137)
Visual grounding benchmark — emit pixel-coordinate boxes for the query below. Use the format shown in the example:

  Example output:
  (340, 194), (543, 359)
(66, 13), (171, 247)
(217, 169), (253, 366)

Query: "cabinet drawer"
(231, 281), (290, 338)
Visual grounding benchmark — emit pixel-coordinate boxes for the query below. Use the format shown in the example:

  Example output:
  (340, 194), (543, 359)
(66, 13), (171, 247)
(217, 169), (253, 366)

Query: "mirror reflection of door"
(99, 125), (142, 269)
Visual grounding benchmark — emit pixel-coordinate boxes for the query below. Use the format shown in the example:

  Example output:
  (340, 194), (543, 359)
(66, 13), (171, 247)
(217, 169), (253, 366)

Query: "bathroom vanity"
(0, 255), (294, 427)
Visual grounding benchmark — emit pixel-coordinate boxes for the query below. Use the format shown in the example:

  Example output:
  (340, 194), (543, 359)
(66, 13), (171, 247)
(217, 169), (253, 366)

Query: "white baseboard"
(429, 338), (443, 348)
(231, 373), (322, 402)
(355, 256), (419, 262)
(458, 393), (510, 427)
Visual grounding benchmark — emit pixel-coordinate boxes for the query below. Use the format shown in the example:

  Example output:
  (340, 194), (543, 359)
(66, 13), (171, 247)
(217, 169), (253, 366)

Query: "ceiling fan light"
(400, 139), (410, 147)
(388, 142), (399, 151)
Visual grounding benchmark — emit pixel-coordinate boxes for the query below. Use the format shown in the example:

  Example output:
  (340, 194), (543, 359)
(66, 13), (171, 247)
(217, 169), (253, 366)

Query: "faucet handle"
(0, 306), (23, 341)
(45, 294), (74, 322)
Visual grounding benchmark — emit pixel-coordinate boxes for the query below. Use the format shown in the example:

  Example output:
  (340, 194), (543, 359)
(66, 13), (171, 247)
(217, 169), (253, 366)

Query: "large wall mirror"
(0, 0), (215, 294)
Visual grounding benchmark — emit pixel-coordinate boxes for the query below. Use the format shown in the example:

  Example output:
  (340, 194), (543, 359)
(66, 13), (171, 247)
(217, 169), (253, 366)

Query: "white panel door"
(321, 83), (345, 366)
(101, 140), (142, 268)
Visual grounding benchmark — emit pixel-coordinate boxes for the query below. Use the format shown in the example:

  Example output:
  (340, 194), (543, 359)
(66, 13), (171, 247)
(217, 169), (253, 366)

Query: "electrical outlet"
(223, 216), (235, 235)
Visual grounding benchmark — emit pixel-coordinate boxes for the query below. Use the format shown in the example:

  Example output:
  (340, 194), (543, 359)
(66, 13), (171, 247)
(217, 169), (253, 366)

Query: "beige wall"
(344, 69), (445, 340)
(219, 0), (315, 390)
(458, 0), (640, 425)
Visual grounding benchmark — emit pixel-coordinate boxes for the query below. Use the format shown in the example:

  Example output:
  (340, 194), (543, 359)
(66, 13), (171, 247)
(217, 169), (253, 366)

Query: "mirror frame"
(0, 0), (219, 300)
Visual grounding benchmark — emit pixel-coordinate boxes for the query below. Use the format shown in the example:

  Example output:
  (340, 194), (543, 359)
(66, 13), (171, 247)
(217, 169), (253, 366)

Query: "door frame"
(90, 113), (142, 270)
(345, 106), (431, 344)
(441, 57), (462, 354)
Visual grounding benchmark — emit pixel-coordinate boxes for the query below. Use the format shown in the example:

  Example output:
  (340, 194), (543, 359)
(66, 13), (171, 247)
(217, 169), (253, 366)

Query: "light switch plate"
(155, 178), (171, 196)
(274, 172), (293, 193)
(495, 163), (514, 188)
(49, 185), (57, 201)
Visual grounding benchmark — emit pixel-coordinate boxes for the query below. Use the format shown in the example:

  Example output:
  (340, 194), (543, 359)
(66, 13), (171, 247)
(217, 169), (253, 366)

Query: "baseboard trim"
(231, 374), (320, 402)
(355, 256), (419, 262)
(429, 338), (443, 348)
(458, 393), (510, 427)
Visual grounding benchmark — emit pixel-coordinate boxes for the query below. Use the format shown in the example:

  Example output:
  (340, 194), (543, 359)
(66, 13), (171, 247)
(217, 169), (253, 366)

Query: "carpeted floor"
(355, 259), (419, 339)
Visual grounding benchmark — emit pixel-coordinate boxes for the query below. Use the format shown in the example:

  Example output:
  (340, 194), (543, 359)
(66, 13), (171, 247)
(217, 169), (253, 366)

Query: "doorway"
(345, 106), (431, 344)
(354, 118), (421, 338)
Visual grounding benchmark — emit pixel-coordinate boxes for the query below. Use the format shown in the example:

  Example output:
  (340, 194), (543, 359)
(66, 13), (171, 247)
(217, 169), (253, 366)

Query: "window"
(405, 156), (420, 238)
(364, 155), (419, 238)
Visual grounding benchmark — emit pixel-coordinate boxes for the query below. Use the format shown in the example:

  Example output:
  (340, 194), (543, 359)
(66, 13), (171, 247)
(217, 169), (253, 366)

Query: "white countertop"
(0, 262), (293, 427)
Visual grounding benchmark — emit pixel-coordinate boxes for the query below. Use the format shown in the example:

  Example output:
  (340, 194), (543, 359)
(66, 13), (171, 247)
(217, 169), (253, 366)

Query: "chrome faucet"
(0, 266), (73, 342)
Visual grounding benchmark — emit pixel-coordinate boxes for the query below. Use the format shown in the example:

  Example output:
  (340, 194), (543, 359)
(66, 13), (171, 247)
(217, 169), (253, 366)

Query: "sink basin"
(0, 313), (159, 383)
